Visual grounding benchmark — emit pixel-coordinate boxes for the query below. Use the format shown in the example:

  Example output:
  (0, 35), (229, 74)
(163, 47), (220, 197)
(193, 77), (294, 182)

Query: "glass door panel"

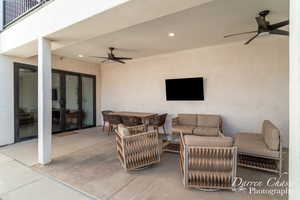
(18, 67), (38, 140)
(65, 74), (80, 130)
(82, 76), (95, 127)
(15, 64), (97, 142)
(52, 72), (63, 132)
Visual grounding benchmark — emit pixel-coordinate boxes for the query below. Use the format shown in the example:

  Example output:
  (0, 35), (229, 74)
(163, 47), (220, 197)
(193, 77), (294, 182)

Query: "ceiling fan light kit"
(224, 10), (289, 45)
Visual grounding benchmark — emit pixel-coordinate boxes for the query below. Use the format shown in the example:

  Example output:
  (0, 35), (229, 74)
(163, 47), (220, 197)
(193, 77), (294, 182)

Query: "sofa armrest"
(172, 117), (179, 126)
(219, 118), (224, 133)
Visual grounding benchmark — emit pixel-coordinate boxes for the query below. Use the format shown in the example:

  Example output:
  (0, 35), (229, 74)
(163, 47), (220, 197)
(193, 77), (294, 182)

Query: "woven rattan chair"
(106, 114), (122, 135)
(121, 116), (143, 127)
(149, 113), (168, 135)
(116, 124), (160, 171)
(180, 133), (237, 190)
(101, 110), (113, 132)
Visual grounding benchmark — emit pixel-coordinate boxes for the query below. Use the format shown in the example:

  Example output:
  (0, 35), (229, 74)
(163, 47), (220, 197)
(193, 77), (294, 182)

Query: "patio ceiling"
(53, 0), (289, 63)
(3, 0), (288, 63)
(1, 0), (212, 57)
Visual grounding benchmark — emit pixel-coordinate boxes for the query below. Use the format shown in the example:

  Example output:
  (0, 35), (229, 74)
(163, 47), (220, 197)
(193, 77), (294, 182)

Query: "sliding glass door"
(15, 63), (96, 142)
(65, 74), (80, 130)
(15, 65), (38, 141)
(52, 72), (63, 132)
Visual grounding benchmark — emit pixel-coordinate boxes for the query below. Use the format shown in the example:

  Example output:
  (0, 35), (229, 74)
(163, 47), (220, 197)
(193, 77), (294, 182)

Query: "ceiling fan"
(224, 10), (289, 45)
(91, 47), (132, 64)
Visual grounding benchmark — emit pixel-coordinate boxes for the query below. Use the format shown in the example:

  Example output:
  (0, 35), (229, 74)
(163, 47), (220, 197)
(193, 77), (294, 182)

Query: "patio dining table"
(108, 111), (158, 125)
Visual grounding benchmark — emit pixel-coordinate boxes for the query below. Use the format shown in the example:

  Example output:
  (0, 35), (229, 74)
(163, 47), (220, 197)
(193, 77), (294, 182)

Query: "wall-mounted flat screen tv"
(165, 77), (204, 101)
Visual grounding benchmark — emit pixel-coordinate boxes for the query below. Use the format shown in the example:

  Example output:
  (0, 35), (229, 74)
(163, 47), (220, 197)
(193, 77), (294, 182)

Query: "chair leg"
(108, 125), (111, 136)
(112, 125), (116, 134)
(163, 126), (167, 136)
(154, 127), (159, 134)
(103, 121), (106, 132)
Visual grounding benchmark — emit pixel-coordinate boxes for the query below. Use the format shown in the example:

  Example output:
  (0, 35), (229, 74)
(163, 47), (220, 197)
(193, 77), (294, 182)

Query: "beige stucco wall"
(101, 37), (289, 146)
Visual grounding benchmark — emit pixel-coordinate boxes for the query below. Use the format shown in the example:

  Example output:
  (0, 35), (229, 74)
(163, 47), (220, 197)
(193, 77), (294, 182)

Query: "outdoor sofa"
(234, 120), (282, 174)
(172, 114), (223, 136)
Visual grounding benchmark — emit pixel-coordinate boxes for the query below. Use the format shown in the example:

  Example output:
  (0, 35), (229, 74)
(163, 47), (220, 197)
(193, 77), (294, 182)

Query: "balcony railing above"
(2, 0), (50, 28)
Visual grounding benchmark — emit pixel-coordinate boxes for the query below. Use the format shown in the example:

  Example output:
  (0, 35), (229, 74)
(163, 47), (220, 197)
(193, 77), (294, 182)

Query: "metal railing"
(2, 0), (49, 28)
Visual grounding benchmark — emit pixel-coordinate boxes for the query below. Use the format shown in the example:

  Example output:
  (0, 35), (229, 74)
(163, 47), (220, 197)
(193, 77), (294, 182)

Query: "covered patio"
(0, 127), (288, 200)
(0, 0), (298, 199)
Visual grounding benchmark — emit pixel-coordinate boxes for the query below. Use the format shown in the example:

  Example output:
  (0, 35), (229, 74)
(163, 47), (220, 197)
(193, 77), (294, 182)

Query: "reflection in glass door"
(52, 72), (63, 132)
(65, 74), (80, 130)
(82, 76), (95, 128)
(16, 66), (38, 141)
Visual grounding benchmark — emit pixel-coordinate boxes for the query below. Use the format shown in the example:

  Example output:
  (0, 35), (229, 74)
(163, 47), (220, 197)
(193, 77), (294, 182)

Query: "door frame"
(14, 62), (97, 142)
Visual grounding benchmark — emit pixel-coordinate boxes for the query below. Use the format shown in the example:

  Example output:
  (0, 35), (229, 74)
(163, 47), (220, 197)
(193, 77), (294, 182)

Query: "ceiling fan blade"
(113, 59), (126, 64)
(101, 60), (109, 63)
(269, 20), (289, 30)
(270, 29), (289, 36)
(224, 31), (257, 38)
(244, 33), (259, 45)
(89, 56), (109, 59)
(114, 57), (132, 60)
(256, 16), (268, 29)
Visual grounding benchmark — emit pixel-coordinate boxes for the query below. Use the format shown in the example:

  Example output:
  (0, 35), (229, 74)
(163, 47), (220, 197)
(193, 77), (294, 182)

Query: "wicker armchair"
(180, 133), (237, 190)
(116, 124), (160, 171)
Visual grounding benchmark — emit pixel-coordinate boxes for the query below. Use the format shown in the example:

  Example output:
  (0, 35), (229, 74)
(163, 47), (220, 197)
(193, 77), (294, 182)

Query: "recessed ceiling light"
(78, 54), (84, 58)
(168, 32), (175, 37)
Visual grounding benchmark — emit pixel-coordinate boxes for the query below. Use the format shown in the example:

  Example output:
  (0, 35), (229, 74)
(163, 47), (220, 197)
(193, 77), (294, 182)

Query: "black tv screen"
(165, 77), (204, 101)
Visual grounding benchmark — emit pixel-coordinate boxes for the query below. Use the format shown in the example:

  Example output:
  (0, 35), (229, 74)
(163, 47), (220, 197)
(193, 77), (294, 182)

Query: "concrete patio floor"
(0, 153), (96, 200)
(0, 127), (288, 200)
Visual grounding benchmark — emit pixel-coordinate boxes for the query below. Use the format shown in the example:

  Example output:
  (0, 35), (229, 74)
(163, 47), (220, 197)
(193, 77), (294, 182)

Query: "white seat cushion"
(173, 125), (195, 134)
(184, 135), (233, 147)
(196, 114), (221, 128)
(262, 120), (280, 151)
(193, 127), (219, 136)
(178, 114), (197, 126)
(117, 124), (130, 137)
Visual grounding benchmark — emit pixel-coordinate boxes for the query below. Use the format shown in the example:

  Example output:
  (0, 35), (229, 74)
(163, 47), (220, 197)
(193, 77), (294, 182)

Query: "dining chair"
(101, 110), (113, 132)
(149, 113), (168, 135)
(106, 114), (122, 135)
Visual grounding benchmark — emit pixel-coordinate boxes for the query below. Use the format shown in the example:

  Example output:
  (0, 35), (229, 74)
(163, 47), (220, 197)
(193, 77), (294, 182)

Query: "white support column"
(289, 0), (300, 199)
(38, 37), (52, 165)
(0, 0), (4, 31)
